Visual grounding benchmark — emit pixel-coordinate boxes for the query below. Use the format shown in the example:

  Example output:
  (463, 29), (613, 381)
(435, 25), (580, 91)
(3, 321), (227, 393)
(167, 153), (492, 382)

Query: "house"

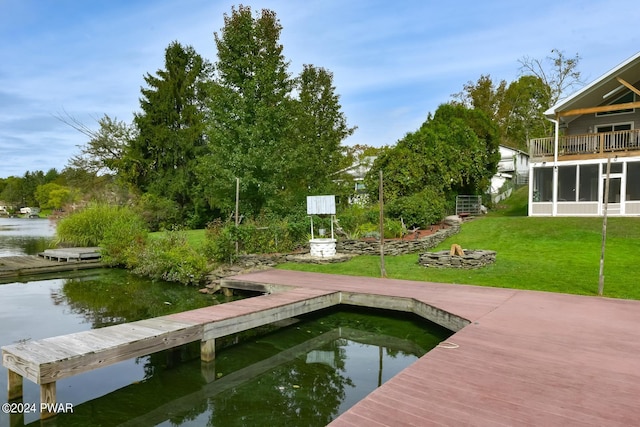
(336, 156), (377, 204)
(490, 145), (529, 203)
(528, 51), (640, 216)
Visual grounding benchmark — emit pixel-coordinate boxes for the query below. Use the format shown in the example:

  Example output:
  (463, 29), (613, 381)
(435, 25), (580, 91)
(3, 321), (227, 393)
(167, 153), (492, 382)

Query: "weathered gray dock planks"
(0, 253), (102, 281)
(39, 247), (101, 262)
(2, 288), (340, 419)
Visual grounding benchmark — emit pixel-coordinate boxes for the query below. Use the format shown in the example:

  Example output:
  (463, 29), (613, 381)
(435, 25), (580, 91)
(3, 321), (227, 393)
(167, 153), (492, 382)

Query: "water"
(1, 218), (453, 426)
(0, 217), (56, 256)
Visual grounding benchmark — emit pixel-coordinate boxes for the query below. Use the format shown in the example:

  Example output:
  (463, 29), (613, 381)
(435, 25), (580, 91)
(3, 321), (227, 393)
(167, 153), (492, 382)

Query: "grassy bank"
(279, 187), (640, 300)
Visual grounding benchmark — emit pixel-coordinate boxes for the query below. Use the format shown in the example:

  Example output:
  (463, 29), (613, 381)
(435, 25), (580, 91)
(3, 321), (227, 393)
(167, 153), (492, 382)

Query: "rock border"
(418, 249), (496, 269)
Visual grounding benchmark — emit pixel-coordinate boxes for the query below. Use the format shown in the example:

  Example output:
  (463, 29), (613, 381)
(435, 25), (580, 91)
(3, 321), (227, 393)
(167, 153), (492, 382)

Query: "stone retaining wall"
(418, 249), (496, 269)
(336, 225), (460, 256)
(205, 225), (461, 284)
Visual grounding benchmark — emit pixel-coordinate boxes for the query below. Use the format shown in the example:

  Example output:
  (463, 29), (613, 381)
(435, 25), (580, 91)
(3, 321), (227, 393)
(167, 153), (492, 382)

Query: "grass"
(150, 229), (207, 249)
(279, 187), (640, 300)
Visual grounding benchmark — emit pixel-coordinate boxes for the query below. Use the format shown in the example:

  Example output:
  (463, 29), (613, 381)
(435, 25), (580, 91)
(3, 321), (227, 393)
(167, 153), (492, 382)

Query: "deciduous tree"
(200, 6), (294, 216)
(365, 104), (499, 226)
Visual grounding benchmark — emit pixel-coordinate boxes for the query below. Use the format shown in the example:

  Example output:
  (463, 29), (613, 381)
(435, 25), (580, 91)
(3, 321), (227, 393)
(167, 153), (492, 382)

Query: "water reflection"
(0, 217), (56, 256)
(18, 307), (450, 427)
(0, 272), (220, 426)
(1, 218), (452, 426)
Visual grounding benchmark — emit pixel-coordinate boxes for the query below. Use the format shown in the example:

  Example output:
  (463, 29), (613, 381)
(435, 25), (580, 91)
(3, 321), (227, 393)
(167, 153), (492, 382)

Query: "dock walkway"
(2, 287), (339, 419)
(4, 269), (640, 425)
(0, 252), (102, 281)
(222, 270), (640, 426)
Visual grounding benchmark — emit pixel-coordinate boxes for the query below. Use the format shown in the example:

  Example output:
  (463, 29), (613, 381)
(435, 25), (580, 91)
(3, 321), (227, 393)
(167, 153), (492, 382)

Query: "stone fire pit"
(418, 249), (496, 269)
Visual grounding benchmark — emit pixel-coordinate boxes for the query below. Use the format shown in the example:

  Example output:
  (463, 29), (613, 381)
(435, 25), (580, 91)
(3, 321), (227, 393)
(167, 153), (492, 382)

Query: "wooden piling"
(7, 369), (23, 401)
(201, 339), (215, 362)
(40, 382), (56, 419)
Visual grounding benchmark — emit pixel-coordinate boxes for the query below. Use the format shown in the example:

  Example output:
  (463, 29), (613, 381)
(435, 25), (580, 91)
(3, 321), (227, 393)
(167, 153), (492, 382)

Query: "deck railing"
(529, 129), (640, 158)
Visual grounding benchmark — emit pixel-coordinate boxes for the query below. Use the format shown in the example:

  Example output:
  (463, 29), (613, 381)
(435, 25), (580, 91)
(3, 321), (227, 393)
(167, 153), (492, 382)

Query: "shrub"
(204, 219), (237, 264)
(56, 203), (148, 267)
(134, 193), (180, 232)
(386, 188), (447, 229)
(100, 212), (148, 267)
(204, 216), (309, 263)
(56, 203), (144, 246)
(134, 228), (208, 285)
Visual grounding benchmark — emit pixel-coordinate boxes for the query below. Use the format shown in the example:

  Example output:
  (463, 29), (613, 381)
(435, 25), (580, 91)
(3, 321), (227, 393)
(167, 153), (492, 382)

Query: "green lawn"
(279, 187), (640, 300)
(149, 229), (207, 249)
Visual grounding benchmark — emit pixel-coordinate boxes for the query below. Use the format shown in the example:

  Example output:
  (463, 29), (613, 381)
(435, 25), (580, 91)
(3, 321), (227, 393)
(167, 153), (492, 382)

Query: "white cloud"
(1, 0), (639, 177)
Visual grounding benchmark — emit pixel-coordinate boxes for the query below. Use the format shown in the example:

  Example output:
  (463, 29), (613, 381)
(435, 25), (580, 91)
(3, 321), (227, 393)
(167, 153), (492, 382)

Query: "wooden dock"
(2, 287), (339, 419)
(39, 247), (101, 262)
(4, 269), (640, 425)
(0, 251), (102, 281)
(223, 270), (640, 426)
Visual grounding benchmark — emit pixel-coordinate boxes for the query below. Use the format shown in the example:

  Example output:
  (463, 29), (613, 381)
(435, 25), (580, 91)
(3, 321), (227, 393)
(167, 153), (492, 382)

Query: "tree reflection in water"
(32, 306), (451, 427)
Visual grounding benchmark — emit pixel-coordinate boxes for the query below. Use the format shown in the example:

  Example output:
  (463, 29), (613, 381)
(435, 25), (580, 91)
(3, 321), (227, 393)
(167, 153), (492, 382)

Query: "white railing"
(529, 129), (640, 158)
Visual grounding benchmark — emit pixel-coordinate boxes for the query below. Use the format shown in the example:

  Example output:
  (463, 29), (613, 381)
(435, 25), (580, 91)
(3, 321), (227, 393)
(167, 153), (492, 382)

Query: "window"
(627, 162), (640, 200)
(596, 91), (635, 117)
(533, 167), (553, 202)
(603, 162), (623, 174)
(578, 164), (599, 201)
(558, 166), (577, 201)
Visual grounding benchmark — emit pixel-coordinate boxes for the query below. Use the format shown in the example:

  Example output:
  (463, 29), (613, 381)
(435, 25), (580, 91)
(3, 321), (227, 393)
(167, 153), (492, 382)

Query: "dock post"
(40, 382), (56, 420)
(7, 369), (23, 400)
(201, 339), (215, 362)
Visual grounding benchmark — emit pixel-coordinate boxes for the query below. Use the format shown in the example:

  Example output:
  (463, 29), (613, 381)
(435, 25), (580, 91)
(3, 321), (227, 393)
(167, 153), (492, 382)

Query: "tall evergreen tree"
(126, 41), (212, 224)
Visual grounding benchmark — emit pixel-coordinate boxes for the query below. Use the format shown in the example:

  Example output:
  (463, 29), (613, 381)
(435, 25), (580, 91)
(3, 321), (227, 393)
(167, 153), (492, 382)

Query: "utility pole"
(379, 170), (386, 278)
(235, 177), (240, 258)
(598, 157), (611, 296)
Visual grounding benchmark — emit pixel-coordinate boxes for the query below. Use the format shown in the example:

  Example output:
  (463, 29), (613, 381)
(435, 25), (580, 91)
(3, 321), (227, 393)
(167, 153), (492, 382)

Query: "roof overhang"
(544, 51), (640, 123)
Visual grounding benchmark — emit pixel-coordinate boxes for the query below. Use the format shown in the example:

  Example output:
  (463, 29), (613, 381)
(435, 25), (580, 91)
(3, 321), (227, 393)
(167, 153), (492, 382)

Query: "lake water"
(0, 217), (56, 256)
(0, 218), (452, 426)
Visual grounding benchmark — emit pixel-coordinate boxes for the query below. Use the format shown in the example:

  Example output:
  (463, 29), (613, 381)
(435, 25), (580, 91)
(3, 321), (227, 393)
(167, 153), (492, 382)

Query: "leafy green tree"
(126, 41), (212, 225)
(199, 7), (354, 217)
(290, 65), (356, 195)
(65, 114), (134, 175)
(365, 104), (499, 227)
(0, 176), (27, 206)
(501, 75), (552, 147)
(199, 5), (295, 216)
(35, 182), (76, 209)
(453, 74), (551, 150)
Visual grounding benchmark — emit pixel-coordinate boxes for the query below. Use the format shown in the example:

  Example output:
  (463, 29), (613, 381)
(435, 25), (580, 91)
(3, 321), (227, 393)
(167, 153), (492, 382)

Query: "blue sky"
(1, 0), (639, 178)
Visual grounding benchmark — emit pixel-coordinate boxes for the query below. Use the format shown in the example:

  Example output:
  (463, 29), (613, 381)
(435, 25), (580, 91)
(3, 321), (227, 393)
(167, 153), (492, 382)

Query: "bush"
(56, 203), (144, 244)
(204, 216), (309, 263)
(386, 188), (447, 229)
(204, 219), (237, 264)
(134, 193), (180, 232)
(56, 203), (148, 267)
(100, 213), (148, 267)
(134, 228), (208, 285)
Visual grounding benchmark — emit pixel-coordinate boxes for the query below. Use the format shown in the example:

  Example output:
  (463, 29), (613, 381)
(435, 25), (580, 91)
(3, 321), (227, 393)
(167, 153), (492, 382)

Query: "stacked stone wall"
(336, 225), (460, 256)
(418, 249), (496, 269)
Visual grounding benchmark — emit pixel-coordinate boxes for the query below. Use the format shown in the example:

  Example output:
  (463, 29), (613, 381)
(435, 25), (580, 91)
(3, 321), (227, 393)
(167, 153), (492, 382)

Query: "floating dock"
(3, 269), (640, 425)
(38, 247), (101, 262)
(0, 249), (102, 281)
